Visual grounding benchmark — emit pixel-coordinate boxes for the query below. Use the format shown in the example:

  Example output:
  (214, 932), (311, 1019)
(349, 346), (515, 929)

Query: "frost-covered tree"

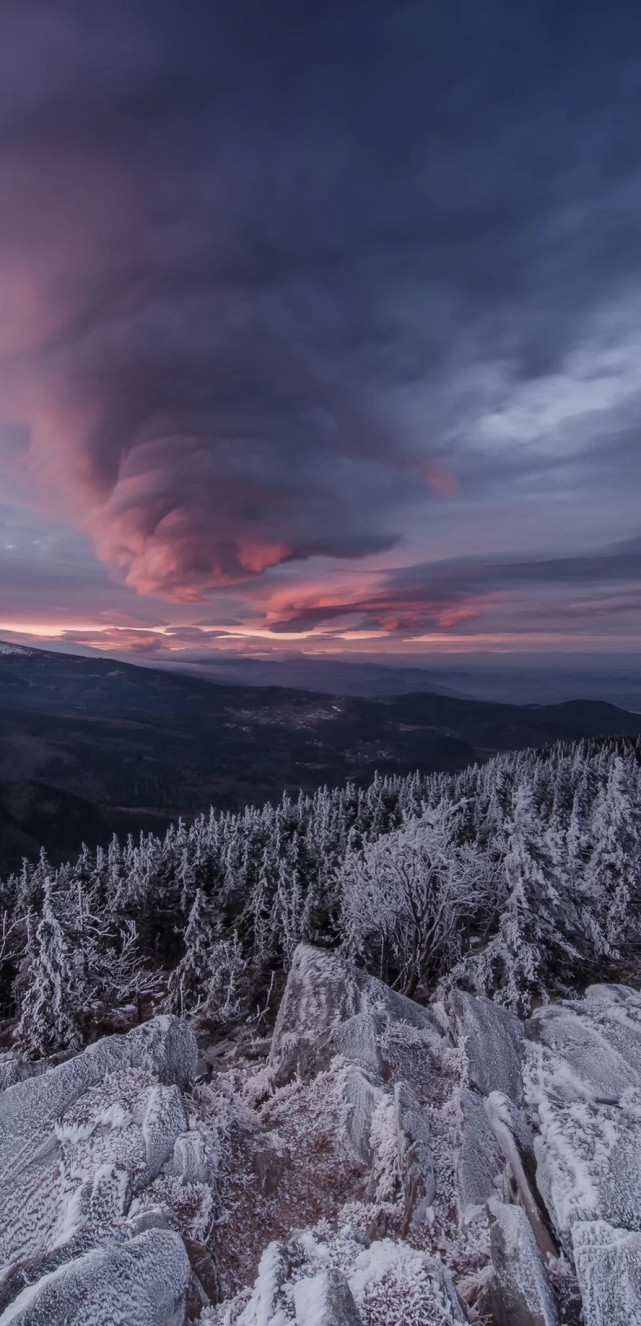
(202, 930), (248, 1025)
(13, 882), (82, 1057)
(584, 755), (641, 961)
(341, 800), (492, 995)
(165, 888), (222, 1017)
(2, 735), (641, 1037)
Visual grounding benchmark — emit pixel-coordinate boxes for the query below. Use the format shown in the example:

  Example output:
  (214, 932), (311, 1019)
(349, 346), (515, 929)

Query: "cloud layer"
(0, 1), (640, 649)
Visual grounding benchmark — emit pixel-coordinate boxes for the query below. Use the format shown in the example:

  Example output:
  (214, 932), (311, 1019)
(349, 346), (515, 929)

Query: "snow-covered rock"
(488, 1200), (559, 1326)
(394, 1081), (435, 1231)
(0, 1229), (190, 1326)
(0, 1017), (197, 1201)
(456, 1088), (503, 1215)
(523, 988), (641, 1244)
(293, 1268), (362, 1326)
(348, 1240), (469, 1325)
(0, 1019), (208, 1326)
(326, 1011), (385, 1079)
(270, 945), (436, 1085)
(236, 1239), (295, 1326)
(142, 1085), (188, 1178)
(450, 991), (524, 1102)
(572, 1220), (641, 1326)
(485, 1091), (558, 1263)
(173, 1132), (208, 1185)
(237, 1233), (470, 1326)
(339, 1065), (385, 1163)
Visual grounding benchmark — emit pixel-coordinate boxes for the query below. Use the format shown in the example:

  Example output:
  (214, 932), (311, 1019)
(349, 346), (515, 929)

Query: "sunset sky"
(1, 1), (641, 667)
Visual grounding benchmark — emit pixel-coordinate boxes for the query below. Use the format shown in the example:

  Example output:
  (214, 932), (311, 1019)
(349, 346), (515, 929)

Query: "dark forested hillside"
(1, 639), (641, 873)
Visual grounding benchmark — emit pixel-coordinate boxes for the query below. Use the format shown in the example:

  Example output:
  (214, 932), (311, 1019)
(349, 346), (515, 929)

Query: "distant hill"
(1, 638), (641, 873)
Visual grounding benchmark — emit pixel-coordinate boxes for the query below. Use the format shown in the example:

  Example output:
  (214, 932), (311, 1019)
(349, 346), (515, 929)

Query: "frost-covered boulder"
(173, 1132), (208, 1185)
(270, 945), (436, 1084)
(237, 1234), (469, 1326)
(293, 1268), (362, 1326)
(572, 1221), (641, 1326)
(0, 1017), (208, 1326)
(488, 1200), (559, 1326)
(523, 987), (641, 1244)
(340, 1065), (386, 1163)
(348, 1241), (469, 1325)
(0, 1017), (197, 1201)
(236, 1240), (295, 1326)
(485, 1092), (558, 1263)
(0, 1228), (191, 1326)
(326, 1011), (385, 1079)
(456, 1088), (503, 1216)
(525, 992), (641, 1102)
(270, 947), (362, 1081)
(0, 1060), (198, 1268)
(142, 1085), (188, 1178)
(450, 991), (524, 1102)
(394, 1081), (435, 1231)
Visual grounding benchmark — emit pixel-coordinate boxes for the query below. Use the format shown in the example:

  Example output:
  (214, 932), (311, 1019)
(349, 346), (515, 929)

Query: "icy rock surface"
(235, 1233), (469, 1326)
(270, 945), (436, 1085)
(450, 991), (523, 1102)
(572, 1220), (641, 1326)
(0, 1016), (197, 1198)
(339, 1065), (386, 1164)
(488, 1200), (559, 1326)
(293, 1268), (362, 1326)
(523, 988), (641, 1243)
(0, 1018), (209, 1325)
(0, 1229), (191, 1326)
(456, 1088), (503, 1214)
(393, 1081), (435, 1230)
(143, 1085), (188, 1177)
(326, 1012), (385, 1079)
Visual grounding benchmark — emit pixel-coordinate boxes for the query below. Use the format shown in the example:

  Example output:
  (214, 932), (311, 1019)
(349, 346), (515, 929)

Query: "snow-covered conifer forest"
(0, 735), (640, 1324)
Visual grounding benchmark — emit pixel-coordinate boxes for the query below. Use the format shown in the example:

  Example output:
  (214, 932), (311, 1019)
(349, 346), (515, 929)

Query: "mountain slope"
(1, 639), (640, 872)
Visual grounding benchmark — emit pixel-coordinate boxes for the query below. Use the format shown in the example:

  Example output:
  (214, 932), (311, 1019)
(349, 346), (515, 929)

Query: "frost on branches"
(0, 739), (640, 1053)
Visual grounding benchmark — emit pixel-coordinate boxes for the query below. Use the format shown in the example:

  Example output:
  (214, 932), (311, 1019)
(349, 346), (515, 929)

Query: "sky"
(1, 0), (641, 670)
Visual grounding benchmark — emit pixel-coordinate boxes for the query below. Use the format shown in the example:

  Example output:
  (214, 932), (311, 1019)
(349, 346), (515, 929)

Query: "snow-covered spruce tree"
(583, 754), (641, 964)
(164, 888), (222, 1018)
(13, 881), (83, 1057)
(460, 779), (583, 1015)
(202, 930), (249, 1026)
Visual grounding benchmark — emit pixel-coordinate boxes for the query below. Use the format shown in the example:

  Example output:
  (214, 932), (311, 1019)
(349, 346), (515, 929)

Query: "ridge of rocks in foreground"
(1, 948), (640, 1325)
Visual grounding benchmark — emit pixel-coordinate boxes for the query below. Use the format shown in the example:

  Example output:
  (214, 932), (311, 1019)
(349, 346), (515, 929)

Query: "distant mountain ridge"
(1, 637), (641, 873)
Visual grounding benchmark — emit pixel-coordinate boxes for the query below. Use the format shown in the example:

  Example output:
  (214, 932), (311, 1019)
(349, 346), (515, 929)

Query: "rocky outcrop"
(456, 1088), (503, 1214)
(523, 985), (641, 1245)
(293, 1268), (362, 1326)
(394, 1081), (435, 1232)
(488, 1200), (559, 1326)
(450, 991), (524, 1102)
(445, 991), (526, 1224)
(0, 1018), (209, 1326)
(572, 1220), (641, 1326)
(0, 1229), (191, 1326)
(269, 944), (437, 1085)
(238, 1234), (469, 1326)
(3, 941), (640, 1326)
(0, 1016), (197, 1202)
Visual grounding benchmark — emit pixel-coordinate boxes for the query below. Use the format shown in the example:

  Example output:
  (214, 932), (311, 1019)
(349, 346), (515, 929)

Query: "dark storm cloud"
(1, 1), (641, 603)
